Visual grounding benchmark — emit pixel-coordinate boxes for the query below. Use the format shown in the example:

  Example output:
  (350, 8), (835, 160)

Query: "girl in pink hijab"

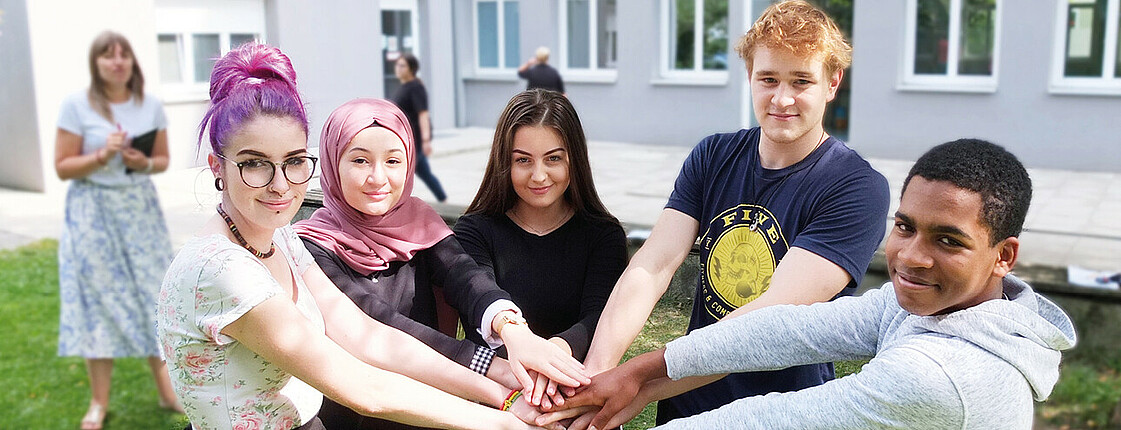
(295, 99), (588, 430)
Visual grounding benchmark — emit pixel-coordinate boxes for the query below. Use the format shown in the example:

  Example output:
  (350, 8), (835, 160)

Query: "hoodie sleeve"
(655, 346), (966, 429)
(664, 286), (893, 378)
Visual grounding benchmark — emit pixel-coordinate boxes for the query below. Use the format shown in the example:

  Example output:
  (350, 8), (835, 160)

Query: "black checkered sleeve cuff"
(469, 345), (495, 375)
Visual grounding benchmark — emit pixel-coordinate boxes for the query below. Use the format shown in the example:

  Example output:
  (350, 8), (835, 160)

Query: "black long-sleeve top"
(453, 212), (627, 360)
(304, 235), (516, 430)
(302, 236), (509, 366)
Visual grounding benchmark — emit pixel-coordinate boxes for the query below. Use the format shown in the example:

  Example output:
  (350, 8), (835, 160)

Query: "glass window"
(568, 0), (591, 68)
(914, 0), (949, 74)
(1050, 0), (1121, 93)
(563, 0), (616, 70)
(476, 0), (519, 70)
(912, 0), (996, 77)
(597, 0), (617, 68)
(905, 0), (1000, 90)
(667, 0), (728, 73)
(192, 34), (220, 83)
(477, 2), (499, 68)
(959, 0), (996, 75)
(670, 0), (696, 70)
(1063, 0), (1105, 77)
(157, 34), (182, 84)
(1116, 4), (1121, 77)
(504, 1), (520, 68)
(702, 0), (728, 70)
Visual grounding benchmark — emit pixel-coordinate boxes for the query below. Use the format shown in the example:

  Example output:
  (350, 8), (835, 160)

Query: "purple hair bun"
(198, 42), (309, 154)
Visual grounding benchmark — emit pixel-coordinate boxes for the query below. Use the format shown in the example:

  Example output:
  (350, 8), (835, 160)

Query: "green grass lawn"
(2, 240), (1118, 429)
(0, 240), (189, 429)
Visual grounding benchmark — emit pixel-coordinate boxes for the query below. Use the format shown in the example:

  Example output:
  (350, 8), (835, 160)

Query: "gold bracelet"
(494, 312), (527, 337)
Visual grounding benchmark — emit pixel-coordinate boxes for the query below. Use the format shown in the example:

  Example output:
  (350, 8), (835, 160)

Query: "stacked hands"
(498, 327), (661, 430)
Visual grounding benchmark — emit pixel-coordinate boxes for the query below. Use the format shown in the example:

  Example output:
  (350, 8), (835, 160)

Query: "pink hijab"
(294, 98), (452, 275)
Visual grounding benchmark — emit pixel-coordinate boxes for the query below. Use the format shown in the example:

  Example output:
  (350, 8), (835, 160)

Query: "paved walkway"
(3, 127), (1120, 273)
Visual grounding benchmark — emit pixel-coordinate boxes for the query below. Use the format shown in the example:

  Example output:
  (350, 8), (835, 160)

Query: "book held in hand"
(126, 129), (158, 174)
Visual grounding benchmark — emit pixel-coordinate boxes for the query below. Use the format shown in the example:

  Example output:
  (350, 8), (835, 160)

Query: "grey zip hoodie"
(658, 275), (1076, 429)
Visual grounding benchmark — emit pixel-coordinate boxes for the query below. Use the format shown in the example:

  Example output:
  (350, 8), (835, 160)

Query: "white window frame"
(655, 0), (729, 85)
(899, 0), (1001, 93)
(558, 0), (618, 83)
(1049, 0), (1121, 95)
(472, 0), (519, 78)
(158, 34), (260, 90)
(155, 0), (266, 102)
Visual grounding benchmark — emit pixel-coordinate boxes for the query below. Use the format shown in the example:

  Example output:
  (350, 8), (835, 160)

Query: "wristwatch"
(495, 312), (527, 337)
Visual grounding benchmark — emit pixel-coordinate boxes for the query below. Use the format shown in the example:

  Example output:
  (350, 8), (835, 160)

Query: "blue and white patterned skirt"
(57, 179), (172, 358)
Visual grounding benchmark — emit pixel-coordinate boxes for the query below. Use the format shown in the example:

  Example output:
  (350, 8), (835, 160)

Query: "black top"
(303, 236), (508, 365)
(517, 63), (565, 94)
(305, 235), (513, 430)
(453, 211), (627, 360)
(391, 79), (429, 144)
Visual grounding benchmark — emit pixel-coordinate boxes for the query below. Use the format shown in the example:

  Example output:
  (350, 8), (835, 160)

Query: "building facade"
(2, 0), (1117, 192)
(849, 0), (1121, 171)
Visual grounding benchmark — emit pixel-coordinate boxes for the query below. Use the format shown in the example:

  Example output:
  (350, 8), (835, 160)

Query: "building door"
(742, 0), (852, 140)
(382, 0), (420, 98)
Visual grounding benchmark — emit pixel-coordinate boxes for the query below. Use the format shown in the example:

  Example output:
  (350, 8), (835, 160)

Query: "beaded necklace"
(216, 203), (275, 259)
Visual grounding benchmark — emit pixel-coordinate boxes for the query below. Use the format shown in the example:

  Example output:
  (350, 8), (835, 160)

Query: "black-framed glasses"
(215, 152), (318, 188)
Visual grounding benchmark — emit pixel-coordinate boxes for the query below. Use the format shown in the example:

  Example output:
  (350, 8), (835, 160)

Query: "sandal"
(79, 402), (107, 430)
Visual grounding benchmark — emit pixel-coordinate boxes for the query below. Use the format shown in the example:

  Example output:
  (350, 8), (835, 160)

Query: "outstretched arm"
(583, 209), (699, 374)
(546, 287), (890, 429)
(723, 246), (852, 319)
(305, 239), (485, 369)
(654, 347), (969, 430)
(222, 294), (536, 430)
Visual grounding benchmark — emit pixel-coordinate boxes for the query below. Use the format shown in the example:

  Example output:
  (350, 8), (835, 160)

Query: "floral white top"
(158, 225), (325, 430)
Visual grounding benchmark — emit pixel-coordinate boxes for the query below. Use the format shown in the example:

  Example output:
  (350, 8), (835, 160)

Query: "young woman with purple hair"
(157, 43), (559, 430)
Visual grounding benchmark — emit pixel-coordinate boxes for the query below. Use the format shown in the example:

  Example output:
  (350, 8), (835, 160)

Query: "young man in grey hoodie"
(542, 139), (1077, 429)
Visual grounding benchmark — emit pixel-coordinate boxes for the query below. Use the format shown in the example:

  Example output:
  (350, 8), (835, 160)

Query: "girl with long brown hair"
(456, 89), (627, 407)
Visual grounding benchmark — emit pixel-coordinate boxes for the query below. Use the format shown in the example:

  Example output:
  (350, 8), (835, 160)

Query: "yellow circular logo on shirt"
(698, 204), (787, 319)
(708, 226), (774, 307)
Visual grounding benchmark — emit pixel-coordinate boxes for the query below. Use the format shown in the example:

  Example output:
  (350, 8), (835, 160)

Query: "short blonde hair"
(736, 0), (852, 75)
(535, 46), (550, 62)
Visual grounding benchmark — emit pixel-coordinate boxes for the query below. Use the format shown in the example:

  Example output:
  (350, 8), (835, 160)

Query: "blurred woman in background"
(54, 30), (179, 430)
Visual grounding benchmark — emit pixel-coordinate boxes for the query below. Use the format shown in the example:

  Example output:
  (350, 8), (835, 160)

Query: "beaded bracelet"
(500, 390), (522, 411)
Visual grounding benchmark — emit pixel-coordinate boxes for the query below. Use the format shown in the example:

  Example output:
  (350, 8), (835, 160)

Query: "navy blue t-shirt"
(662, 127), (890, 419)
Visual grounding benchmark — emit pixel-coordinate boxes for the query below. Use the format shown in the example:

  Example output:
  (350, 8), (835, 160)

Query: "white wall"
(25, 0), (159, 194)
(421, 1), (458, 130)
(0, 0), (44, 191)
(266, 0), (384, 149)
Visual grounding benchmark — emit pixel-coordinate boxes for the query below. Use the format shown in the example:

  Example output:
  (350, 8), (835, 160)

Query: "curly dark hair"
(903, 139), (1032, 246)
